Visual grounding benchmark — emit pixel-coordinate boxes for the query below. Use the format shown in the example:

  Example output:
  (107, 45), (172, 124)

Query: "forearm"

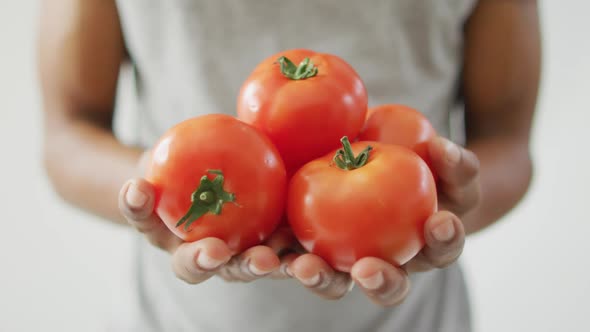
(44, 118), (142, 225)
(458, 0), (539, 234)
(462, 137), (532, 234)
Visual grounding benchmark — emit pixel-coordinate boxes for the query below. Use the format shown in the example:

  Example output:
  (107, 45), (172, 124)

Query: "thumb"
(119, 178), (181, 252)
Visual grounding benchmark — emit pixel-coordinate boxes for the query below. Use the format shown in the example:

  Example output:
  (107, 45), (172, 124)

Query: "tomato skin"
(287, 141), (437, 272)
(145, 114), (287, 253)
(358, 104), (437, 175)
(237, 49), (368, 176)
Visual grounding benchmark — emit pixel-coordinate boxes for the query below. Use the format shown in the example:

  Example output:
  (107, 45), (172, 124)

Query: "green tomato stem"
(198, 191), (216, 204)
(277, 56), (318, 80)
(333, 136), (373, 171)
(176, 169), (236, 231)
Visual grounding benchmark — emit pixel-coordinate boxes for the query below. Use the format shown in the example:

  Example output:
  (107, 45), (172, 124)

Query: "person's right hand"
(118, 178), (296, 284)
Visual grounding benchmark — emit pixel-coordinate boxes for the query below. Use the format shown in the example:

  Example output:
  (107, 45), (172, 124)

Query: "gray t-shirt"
(113, 1), (477, 331)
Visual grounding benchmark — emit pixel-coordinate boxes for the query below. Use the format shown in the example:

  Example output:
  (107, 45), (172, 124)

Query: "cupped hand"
(119, 178), (295, 284)
(119, 137), (481, 305)
(287, 137), (479, 306)
(287, 211), (465, 305)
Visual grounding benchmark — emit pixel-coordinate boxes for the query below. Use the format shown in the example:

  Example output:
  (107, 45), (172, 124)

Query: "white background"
(1, 1), (588, 331)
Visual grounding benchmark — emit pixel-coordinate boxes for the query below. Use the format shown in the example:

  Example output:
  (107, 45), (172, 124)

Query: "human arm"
(39, 0), (140, 224)
(288, 0), (540, 305)
(39, 0), (283, 283)
(456, 0), (540, 234)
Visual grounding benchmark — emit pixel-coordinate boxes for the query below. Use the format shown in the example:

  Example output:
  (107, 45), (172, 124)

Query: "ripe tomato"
(358, 104), (437, 175)
(287, 137), (437, 272)
(237, 49), (368, 176)
(145, 114), (287, 253)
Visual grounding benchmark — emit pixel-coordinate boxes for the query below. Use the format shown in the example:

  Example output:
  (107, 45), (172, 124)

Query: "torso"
(113, 0), (476, 330)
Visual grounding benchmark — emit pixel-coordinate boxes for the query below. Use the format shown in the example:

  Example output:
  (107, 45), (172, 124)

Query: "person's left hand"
(286, 136), (481, 306)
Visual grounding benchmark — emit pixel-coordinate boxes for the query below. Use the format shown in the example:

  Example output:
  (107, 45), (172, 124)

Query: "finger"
(351, 257), (410, 307)
(119, 178), (181, 252)
(261, 226), (304, 279)
(404, 211), (465, 273)
(289, 254), (353, 300)
(428, 137), (480, 187)
(269, 252), (299, 279)
(219, 245), (281, 282)
(172, 237), (232, 284)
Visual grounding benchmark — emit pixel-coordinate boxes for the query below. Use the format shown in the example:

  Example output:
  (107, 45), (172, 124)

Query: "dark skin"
(40, 0), (539, 306)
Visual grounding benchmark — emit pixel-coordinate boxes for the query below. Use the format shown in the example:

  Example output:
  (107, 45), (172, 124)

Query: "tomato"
(287, 137), (437, 272)
(145, 114), (287, 253)
(237, 49), (368, 176)
(358, 104), (437, 175)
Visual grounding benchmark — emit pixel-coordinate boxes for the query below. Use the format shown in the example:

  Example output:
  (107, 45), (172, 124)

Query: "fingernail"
(444, 139), (461, 165)
(248, 263), (271, 276)
(196, 252), (225, 270)
(347, 280), (355, 293)
(300, 273), (321, 287)
(126, 184), (148, 209)
(283, 264), (294, 278)
(357, 271), (384, 290)
(432, 220), (456, 242)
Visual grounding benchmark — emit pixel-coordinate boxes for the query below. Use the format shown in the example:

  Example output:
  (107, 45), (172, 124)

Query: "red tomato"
(287, 137), (437, 272)
(237, 49), (368, 176)
(145, 114), (287, 253)
(358, 104), (437, 175)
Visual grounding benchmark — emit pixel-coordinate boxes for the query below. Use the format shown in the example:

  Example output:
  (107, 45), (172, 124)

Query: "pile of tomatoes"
(145, 49), (439, 272)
